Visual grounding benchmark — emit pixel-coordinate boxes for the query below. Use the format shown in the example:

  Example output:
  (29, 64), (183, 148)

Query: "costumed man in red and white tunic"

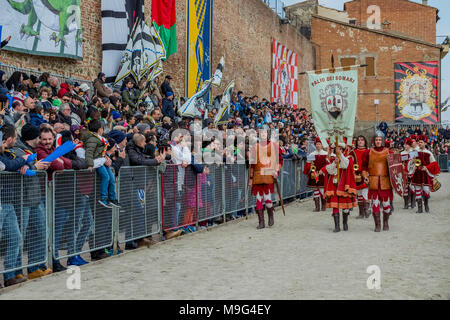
(248, 128), (283, 229)
(400, 138), (414, 209)
(409, 135), (440, 213)
(361, 134), (393, 232)
(304, 138), (328, 212)
(348, 135), (370, 219)
(320, 141), (357, 232)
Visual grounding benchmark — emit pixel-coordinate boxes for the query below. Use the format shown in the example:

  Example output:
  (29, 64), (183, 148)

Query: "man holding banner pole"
(307, 65), (359, 231)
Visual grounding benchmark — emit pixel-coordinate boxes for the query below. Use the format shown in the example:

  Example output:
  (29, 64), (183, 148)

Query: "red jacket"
(36, 143), (72, 180)
(57, 82), (70, 99)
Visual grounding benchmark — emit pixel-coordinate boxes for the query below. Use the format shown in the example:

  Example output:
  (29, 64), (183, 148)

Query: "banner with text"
(308, 70), (358, 148)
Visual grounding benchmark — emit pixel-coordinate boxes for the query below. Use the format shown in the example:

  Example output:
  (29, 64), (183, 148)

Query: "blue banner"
(186, 0), (213, 100)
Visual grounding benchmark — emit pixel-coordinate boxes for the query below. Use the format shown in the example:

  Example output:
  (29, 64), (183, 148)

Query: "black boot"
(267, 207), (274, 227)
(364, 201), (371, 218)
(403, 196), (409, 209)
(256, 209), (265, 229)
(410, 192), (416, 209)
(343, 212), (349, 231)
(333, 214), (340, 233)
(391, 202), (394, 213)
(383, 212), (390, 231)
(373, 213), (381, 232)
(416, 199), (423, 213)
(424, 197), (430, 213)
(313, 198), (320, 212)
(356, 203), (365, 219)
(321, 198), (327, 211)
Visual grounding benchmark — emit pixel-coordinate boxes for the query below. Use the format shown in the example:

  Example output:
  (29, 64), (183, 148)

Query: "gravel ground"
(1, 174), (449, 300)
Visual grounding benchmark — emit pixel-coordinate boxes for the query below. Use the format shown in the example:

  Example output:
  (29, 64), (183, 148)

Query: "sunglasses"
(62, 99), (71, 102)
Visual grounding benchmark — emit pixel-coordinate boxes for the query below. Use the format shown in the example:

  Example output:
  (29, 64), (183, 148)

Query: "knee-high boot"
(423, 197), (430, 213)
(267, 207), (274, 226)
(333, 214), (340, 233)
(256, 209), (265, 229)
(410, 192), (416, 209)
(416, 199), (423, 213)
(403, 196), (409, 209)
(356, 203), (365, 219)
(313, 198), (320, 212)
(321, 197), (327, 211)
(383, 212), (390, 231)
(343, 212), (349, 231)
(373, 212), (381, 232)
(364, 201), (371, 218)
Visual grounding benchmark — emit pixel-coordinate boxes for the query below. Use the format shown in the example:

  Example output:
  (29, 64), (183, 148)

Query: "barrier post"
(113, 176), (119, 255)
(157, 170), (163, 240)
(195, 173), (199, 230)
(47, 177), (54, 268)
(245, 165), (249, 219)
(221, 165), (226, 224)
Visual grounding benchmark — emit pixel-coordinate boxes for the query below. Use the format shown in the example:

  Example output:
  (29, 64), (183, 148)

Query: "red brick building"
(287, 0), (446, 134)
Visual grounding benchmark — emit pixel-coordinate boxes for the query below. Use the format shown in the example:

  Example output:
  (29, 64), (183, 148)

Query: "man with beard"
(248, 126), (283, 229)
(304, 138), (327, 212)
(409, 135), (440, 213)
(361, 134), (393, 232)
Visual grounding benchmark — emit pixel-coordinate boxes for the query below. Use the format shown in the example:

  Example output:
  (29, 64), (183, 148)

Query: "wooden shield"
(388, 154), (408, 197)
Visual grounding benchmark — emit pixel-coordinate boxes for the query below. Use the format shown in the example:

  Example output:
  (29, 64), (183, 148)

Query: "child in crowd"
(83, 119), (121, 209)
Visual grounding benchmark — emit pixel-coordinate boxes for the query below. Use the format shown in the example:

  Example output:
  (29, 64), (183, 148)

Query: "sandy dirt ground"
(1, 174), (449, 300)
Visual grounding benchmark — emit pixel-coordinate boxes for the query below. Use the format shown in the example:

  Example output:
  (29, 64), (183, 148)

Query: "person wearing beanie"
(162, 91), (175, 120)
(112, 110), (122, 122)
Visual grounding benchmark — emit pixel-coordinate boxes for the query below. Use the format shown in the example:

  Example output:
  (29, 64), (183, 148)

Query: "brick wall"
(1, 0), (315, 107)
(311, 15), (441, 124)
(344, 0), (437, 44)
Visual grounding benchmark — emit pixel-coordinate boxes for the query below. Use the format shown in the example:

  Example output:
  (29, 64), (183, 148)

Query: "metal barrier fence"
(0, 63), (94, 93)
(437, 154), (449, 172)
(0, 159), (312, 281)
(118, 166), (161, 243)
(51, 170), (113, 261)
(0, 172), (47, 279)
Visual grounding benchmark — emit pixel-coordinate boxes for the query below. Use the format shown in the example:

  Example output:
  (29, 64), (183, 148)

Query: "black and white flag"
(101, 0), (145, 83)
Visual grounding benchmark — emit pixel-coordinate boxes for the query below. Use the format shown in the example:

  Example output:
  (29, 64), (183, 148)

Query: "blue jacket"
(162, 98), (175, 119)
(29, 113), (49, 127)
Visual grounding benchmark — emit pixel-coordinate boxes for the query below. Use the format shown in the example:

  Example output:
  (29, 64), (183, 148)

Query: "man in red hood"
(57, 80), (74, 99)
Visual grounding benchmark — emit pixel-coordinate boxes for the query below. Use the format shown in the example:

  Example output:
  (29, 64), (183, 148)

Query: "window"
(340, 57), (356, 67)
(365, 56), (376, 77)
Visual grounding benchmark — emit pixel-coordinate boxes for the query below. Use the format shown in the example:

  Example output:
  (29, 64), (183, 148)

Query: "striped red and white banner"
(272, 39), (298, 109)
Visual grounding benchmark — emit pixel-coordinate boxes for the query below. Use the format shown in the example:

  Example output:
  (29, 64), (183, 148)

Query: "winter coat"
(93, 79), (110, 98)
(126, 140), (160, 167)
(160, 80), (173, 97)
(122, 88), (139, 109)
(29, 112), (49, 127)
(58, 111), (73, 126)
(58, 82), (70, 99)
(81, 132), (107, 168)
(162, 98), (175, 119)
(36, 143), (72, 180)
(0, 152), (27, 203)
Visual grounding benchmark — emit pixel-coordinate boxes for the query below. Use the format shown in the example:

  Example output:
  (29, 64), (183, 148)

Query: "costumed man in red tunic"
(319, 140), (357, 232)
(409, 135), (440, 213)
(400, 138), (414, 209)
(304, 138), (328, 212)
(248, 128), (283, 229)
(361, 134), (393, 232)
(348, 135), (370, 218)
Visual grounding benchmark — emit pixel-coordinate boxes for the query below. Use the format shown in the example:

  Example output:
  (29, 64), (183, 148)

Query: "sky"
(281, 0), (450, 103)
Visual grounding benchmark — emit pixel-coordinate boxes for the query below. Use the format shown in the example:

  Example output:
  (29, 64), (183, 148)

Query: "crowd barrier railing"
(436, 154), (449, 172)
(0, 158), (311, 279)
